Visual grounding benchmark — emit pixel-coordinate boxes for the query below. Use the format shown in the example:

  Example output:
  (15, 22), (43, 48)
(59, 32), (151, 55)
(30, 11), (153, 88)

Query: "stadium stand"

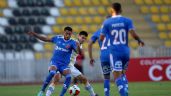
(0, 0), (169, 60)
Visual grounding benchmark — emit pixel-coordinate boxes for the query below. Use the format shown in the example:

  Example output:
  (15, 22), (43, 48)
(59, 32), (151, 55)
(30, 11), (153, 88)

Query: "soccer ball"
(69, 85), (80, 96)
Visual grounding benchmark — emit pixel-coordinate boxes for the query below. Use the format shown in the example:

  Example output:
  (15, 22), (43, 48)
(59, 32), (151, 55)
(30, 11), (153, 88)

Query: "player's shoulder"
(121, 16), (133, 22)
(53, 35), (63, 38)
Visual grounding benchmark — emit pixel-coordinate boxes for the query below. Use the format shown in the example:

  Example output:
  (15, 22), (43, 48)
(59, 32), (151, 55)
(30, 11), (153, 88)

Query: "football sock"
(104, 79), (110, 96)
(60, 74), (71, 96)
(46, 85), (55, 96)
(115, 76), (126, 96)
(85, 83), (96, 96)
(122, 74), (128, 96)
(41, 70), (56, 92)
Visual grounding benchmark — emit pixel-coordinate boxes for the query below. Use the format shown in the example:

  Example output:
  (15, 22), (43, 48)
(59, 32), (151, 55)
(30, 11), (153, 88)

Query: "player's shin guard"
(85, 83), (96, 96)
(46, 85), (55, 96)
(122, 74), (128, 96)
(104, 79), (110, 96)
(60, 74), (71, 96)
(115, 77), (126, 96)
(41, 70), (56, 92)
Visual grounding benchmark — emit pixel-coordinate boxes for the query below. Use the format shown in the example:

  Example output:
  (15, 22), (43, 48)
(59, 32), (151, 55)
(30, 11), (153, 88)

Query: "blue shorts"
(101, 61), (111, 75)
(49, 60), (69, 73)
(110, 53), (129, 71)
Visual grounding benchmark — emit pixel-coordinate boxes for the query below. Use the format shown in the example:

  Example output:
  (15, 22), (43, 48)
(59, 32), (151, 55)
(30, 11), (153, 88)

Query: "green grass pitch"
(0, 81), (171, 96)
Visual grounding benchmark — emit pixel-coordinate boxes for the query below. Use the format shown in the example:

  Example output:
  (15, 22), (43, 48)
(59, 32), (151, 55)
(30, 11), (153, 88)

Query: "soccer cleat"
(37, 91), (44, 96)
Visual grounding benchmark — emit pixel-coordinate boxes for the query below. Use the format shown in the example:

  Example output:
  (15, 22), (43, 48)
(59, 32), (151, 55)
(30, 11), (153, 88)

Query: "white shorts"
(69, 64), (82, 77)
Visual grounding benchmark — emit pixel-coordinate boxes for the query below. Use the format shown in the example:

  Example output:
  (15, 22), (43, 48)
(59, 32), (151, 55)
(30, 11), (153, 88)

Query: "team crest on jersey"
(66, 44), (71, 49)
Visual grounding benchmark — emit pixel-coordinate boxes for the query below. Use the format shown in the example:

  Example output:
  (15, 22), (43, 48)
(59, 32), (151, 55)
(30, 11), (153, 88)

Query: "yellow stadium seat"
(160, 6), (169, 13)
(97, 6), (106, 15)
(144, 0), (153, 5)
(84, 16), (92, 24)
(159, 32), (168, 39)
(164, 0), (171, 4)
(75, 17), (83, 24)
(150, 6), (159, 13)
(80, 25), (89, 31)
(64, 0), (73, 6)
(157, 23), (166, 31)
(161, 15), (170, 22)
(89, 25), (98, 32)
(35, 52), (43, 60)
(78, 8), (87, 15)
(129, 41), (138, 49)
(52, 25), (62, 33)
(44, 52), (52, 59)
(65, 17), (74, 24)
(100, 0), (110, 6)
(164, 41), (171, 47)
(44, 43), (54, 51)
(82, 0), (92, 6)
(140, 6), (149, 13)
(134, 0), (144, 5)
(0, 11), (3, 16)
(92, 0), (100, 6)
(93, 16), (103, 24)
(69, 8), (78, 15)
(87, 7), (97, 15)
(59, 8), (68, 16)
(0, 0), (7, 8)
(72, 25), (80, 33)
(73, 0), (82, 6)
(151, 15), (161, 22)
(168, 32), (171, 39)
(153, 0), (163, 5)
(166, 23), (171, 31)
(56, 17), (65, 24)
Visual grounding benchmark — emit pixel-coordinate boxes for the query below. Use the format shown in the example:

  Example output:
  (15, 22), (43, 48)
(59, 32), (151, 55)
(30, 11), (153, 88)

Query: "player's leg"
(59, 66), (71, 96)
(37, 65), (57, 96)
(46, 72), (61, 96)
(73, 64), (83, 84)
(70, 65), (97, 96)
(110, 54), (126, 96)
(101, 62), (111, 96)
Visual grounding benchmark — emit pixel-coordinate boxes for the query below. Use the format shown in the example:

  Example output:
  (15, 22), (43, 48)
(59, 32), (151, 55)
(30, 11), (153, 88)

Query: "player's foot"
(37, 91), (44, 96)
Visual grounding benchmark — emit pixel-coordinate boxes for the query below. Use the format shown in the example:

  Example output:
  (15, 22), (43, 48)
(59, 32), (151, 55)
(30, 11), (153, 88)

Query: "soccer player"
(100, 2), (144, 96)
(88, 16), (111, 96)
(46, 31), (98, 96)
(27, 26), (80, 96)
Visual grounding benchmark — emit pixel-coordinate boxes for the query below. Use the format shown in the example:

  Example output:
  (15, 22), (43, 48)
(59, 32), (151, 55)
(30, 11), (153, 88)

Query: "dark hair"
(79, 31), (88, 37)
(64, 26), (72, 32)
(112, 2), (122, 14)
(106, 15), (111, 19)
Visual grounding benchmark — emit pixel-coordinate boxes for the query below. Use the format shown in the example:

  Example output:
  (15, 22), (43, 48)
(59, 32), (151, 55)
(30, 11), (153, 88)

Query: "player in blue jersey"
(100, 3), (144, 96)
(88, 28), (111, 96)
(28, 26), (80, 96)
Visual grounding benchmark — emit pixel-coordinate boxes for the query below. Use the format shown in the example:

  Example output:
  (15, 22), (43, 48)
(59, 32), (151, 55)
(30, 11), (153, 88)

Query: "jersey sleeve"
(51, 35), (61, 43)
(91, 31), (98, 43)
(127, 18), (135, 31)
(72, 40), (77, 51)
(101, 20), (108, 36)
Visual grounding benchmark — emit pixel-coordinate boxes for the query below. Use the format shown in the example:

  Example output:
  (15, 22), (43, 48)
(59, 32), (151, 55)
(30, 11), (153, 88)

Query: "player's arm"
(100, 34), (105, 41)
(129, 30), (144, 46)
(75, 41), (82, 54)
(88, 40), (95, 66)
(27, 31), (52, 42)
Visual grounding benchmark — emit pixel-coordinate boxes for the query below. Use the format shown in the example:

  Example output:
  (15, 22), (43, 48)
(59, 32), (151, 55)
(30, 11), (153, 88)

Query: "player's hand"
(27, 31), (36, 36)
(138, 41), (145, 47)
(90, 58), (95, 66)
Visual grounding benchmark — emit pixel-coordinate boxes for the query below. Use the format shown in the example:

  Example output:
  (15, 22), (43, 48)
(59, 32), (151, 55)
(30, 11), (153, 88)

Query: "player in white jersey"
(46, 31), (98, 96)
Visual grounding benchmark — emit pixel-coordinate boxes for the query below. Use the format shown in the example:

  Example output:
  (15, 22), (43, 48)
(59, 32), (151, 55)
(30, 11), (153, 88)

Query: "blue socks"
(115, 77), (126, 96)
(104, 79), (110, 96)
(60, 74), (71, 96)
(41, 70), (56, 92)
(122, 74), (128, 96)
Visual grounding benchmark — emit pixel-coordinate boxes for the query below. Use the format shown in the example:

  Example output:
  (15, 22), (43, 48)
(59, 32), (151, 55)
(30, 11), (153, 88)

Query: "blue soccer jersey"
(50, 35), (77, 66)
(101, 15), (134, 71)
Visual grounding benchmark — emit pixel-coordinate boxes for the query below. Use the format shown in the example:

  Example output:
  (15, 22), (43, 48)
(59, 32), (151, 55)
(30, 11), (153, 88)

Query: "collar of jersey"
(62, 36), (71, 42)
(111, 15), (122, 18)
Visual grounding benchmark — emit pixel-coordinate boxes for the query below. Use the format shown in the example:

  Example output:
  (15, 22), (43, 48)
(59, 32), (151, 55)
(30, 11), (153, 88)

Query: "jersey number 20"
(111, 29), (126, 45)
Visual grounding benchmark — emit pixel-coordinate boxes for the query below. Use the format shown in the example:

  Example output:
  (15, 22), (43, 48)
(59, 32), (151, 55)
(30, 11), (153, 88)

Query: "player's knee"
(49, 70), (56, 76)
(104, 73), (110, 79)
(79, 75), (87, 84)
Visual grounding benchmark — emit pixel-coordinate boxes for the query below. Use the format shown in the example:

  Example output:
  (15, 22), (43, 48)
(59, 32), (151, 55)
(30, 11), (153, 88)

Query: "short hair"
(112, 2), (122, 14)
(79, 31), (88, 37)
(64, 26), (72, 32)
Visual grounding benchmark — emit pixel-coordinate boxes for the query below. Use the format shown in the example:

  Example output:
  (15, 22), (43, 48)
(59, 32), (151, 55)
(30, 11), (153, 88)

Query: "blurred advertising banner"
(127, 57), (171, 82)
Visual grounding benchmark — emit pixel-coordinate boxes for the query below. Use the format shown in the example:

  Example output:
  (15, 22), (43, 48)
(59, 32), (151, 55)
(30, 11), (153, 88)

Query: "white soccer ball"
(69, 85), (80, 96)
